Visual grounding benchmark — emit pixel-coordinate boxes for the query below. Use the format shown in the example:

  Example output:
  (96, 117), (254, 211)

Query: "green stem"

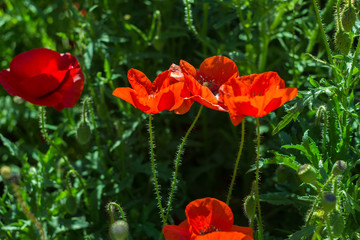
(305, 175), (335, 226)
(107, 202), (127, 223)
(164, 105), (204, 224)
(255, 118), (264, 240)
(346, 36), (360, 87)
(148, 115), (166, 224)
(258, 21), (269, 73)
(311, 220), (324, 240)
(40, 107), (88, 207)
(87, 100), (105, 165)
(226, 119), (246, 205)
(326, 213), (334, 240)
(312, 0), (334, 65)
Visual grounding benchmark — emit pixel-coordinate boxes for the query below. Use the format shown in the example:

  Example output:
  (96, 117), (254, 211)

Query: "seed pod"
(322, 192), (336, 213)
(335, 30), (351, 55)
(65, 195), (78, 215)
(329, 210), (345, 237)
(298, 164), (317, 184)
(109, 220), (129, 240)
(332, 160), (347, 176)
(76, 121), (92, 145)
(341, 4), (356, 32)
(244, 195), (256, 219)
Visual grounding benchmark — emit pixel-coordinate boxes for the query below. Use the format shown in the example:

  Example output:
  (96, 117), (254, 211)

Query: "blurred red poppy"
(163, 198), (253, 240)
(112, 66), (193, 114)
(0, 48), (85, 111)
(220, 71), (297, 124)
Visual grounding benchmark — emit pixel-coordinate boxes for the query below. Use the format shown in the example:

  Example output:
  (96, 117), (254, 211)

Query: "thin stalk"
(11, 182), (46, 240)
(87, 100), (105, 165)
(305, 175), (335, 226)
(312, 0), (334, 65)
(311, 220), (324, 240)
(148, 115), (166, 224)
(255, 118), (264, 240)
(346, 36), (360, 87)
(164, 105), (204, 224)
(226, 119), (246, 205)
(107, 202), (127, 223)
(39, 107), (88, 207)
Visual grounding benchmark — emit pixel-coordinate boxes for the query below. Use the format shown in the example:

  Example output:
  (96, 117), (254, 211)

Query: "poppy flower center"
(199, 225), (220, 235)
(197, 74), (219, 95)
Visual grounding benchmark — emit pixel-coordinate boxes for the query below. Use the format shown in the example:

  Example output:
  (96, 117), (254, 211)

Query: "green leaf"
(261, 152), (300, 171)
(288, 225), (316, 240)
(272, 111), (300, 135)
(0, 133), (18, 157)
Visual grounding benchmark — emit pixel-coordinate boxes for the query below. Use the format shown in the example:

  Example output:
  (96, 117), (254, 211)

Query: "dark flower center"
(197, 74), (219, 95)
(199, 225), (219, 235)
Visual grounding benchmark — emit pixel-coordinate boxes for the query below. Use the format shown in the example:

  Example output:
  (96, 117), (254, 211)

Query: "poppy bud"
(109, 220), (129, 240)
(152, 35), (163, 51)
(341, 4), (356, 32)
(329, 210), (344, 237)
(76, 121), (91, 145)
(332, 160), (347, 176)
(322, 192), (336, 213)
(298, 164), (317, 184)
(244, 195), (256, 219)
(335, 31), (351, 55)
(65, 195), (78, 215)
(0, 166), (11, 180)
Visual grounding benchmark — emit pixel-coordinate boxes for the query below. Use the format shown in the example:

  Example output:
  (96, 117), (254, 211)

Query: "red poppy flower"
(0, 48), (85, 111)
(112, 66), (193, 114)
(163, 198), (253, 240)
(220, 71), (297, 124)
(180, 56), (239, 112)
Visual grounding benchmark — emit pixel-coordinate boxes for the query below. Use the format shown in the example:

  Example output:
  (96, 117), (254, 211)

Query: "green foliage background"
(0, 0), (360, 239)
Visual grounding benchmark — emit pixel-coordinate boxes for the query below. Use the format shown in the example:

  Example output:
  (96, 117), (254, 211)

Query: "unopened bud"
(244, 195), (256, 219)
(341, 4), (356, 32)
(76, 121), (91, 145)
(65, 195), (78, 215)
(329, 210), (345, 237)
(109, 220), (129, 240)
(322, 192), (336, 213)
(0, 166), (11, 180)
(298, 164), (317, 184)
(332, 160), (347, 176)
(335, 31), (351, 55)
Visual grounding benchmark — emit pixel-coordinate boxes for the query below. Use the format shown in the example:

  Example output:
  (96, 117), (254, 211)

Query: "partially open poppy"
(113, 66), (193, 114)
(180, 56), (239, 112)
(0, 48), (84, 111)
(163, 198), (253, 240)
(220, 71), (297, 124)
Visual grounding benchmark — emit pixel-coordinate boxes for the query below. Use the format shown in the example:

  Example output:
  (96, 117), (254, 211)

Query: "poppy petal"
(163, 222), (191, 240)
(10, 48), (60, 79)
(127, 69), (153, 96)
(198, 56), (239, 86)
(180, 60), (197, 77)
(194, 231), (253, 240)
(230, 226), (253, 238)
(113, 87), (151, 113)
(186, 198), (233, 235)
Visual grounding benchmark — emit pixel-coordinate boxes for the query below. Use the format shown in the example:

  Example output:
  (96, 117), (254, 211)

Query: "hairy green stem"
(164, 105), (203, 224)
(148, 115), (166, 224)
(107, 202), (127, 223)
(255, 118), (264, 240)
(346, 36), (360, 87)
(40, 107), (88, 207)
(312, 0), (333, 65)
(87, 100), (105, 164)
(311, 220), (324, 240)
(226, 119), (246, 205)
